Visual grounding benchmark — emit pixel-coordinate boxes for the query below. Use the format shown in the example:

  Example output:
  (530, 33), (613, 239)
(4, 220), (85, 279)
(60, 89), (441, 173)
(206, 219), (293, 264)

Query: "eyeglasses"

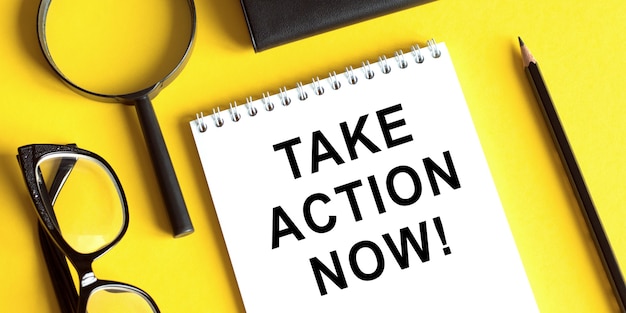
(17, 144), (160, 313)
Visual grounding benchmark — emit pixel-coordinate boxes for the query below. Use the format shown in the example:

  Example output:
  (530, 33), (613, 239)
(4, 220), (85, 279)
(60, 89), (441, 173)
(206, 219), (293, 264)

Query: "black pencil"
(519, 37), (626, 311)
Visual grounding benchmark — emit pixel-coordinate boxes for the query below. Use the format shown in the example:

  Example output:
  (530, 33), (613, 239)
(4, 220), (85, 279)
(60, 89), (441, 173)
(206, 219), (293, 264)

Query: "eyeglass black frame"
(17, 144), (160, 313)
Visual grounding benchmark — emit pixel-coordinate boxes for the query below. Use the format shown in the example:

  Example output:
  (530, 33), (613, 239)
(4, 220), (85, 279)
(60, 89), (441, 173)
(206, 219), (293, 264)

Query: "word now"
(310, 217), (451, 296)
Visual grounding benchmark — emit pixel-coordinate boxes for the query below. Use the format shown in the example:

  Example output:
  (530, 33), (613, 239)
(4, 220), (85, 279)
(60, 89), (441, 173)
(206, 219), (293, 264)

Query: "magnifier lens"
(40, 0), (196, 237)
(44, 0), (192, 95)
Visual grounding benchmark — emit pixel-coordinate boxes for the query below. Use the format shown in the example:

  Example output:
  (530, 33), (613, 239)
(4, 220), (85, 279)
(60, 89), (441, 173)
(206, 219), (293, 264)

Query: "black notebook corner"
(240, 0), (434, 52)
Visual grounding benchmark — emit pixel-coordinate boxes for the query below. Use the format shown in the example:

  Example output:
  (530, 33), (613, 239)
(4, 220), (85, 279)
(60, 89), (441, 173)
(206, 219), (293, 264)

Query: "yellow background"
(2, 0), (626, 312)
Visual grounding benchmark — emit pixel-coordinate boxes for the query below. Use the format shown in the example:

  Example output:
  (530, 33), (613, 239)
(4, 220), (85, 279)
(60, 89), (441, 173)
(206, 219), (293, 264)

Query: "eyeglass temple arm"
(38, 156), (79, 313)
(48, 157), (76, 205)
(38, 224), (78, 313)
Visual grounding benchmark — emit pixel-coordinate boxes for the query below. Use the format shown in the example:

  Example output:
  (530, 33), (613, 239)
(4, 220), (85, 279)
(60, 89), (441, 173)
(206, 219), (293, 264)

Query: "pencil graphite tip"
(519, 37), (536, 67)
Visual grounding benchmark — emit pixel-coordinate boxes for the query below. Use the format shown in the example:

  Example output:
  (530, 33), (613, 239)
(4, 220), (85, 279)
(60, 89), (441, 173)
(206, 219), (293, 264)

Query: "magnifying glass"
(37, 0), (195, 237)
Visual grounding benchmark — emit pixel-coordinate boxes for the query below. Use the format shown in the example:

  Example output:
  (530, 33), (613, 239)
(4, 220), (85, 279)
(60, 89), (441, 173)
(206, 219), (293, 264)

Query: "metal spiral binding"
(229, 102), (241, 122)
(362, 60), (375, 79)
(278, 87), (291, 106)
(196, 112), (207, 132)
(211, 107), (224, 128)
(345, 66), (358, 85)
(411, 44), (425, 63)
(312, 77), (324, 95)
(296, 82), (308, 100)
(427, 39), (441, 58)
(394, 50), (408, 69)
(329, 71), (341, 90)
(245, 97), (258, 116)
(195, 39), (442, 131)
(378, 55), (392, 74)
(262, 92), (274, 111)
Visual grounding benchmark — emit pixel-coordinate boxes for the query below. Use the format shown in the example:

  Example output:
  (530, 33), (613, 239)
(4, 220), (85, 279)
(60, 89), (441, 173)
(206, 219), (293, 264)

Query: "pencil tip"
(519, 37), (536, 66)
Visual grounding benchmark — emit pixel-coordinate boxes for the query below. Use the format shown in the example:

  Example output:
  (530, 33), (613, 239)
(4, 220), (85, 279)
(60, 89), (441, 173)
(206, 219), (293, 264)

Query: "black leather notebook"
(240, 0), (433, 52)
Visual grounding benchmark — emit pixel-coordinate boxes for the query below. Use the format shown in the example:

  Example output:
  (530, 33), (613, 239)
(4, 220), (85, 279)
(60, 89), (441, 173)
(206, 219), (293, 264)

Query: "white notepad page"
(190, 42), (538, 312)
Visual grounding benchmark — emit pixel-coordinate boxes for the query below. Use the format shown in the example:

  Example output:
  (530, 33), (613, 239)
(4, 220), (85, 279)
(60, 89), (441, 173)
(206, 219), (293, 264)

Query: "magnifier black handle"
(134, 96), (194, 237)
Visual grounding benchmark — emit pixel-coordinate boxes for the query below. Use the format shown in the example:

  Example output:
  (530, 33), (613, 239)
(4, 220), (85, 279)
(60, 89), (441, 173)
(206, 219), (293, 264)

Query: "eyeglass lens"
(87, 286), (157, 313)
(36, 152), (159, 312)
(37, 153), (124, 254)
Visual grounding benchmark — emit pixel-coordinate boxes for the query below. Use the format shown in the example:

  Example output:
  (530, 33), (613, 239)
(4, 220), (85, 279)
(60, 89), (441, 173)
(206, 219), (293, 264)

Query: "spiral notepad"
(190, 41), (537, 312)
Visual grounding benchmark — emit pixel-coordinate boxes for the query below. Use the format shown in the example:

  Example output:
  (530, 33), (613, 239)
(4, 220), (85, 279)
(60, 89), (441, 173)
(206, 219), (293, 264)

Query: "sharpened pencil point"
(519, 37), (535, 67)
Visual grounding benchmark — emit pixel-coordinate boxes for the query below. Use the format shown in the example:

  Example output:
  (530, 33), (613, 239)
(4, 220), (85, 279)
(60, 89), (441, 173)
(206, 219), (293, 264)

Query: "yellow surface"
(1, 0), (625, 312)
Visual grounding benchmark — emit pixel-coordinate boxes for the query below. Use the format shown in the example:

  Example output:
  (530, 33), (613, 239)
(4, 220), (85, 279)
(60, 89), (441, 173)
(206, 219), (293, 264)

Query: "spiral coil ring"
(196, 39), (442, 132)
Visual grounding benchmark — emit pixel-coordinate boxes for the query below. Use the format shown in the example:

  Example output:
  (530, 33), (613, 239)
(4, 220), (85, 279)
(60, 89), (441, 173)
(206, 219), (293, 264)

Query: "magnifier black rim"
(36, 0), (197, 104)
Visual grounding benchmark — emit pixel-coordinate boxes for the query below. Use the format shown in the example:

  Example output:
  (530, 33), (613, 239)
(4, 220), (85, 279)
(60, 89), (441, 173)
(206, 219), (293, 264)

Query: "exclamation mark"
(433, 216), (451, 255)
